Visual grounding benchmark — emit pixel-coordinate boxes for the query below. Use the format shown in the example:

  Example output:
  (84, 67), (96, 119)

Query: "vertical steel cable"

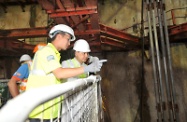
(140, 0), (145, 121)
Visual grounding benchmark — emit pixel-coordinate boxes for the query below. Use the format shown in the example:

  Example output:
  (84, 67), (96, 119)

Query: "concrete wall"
(99, 51), (144, 122)
(98, 48), (187, 121)
(0, 5), (48, 44)
(98, 0), (187, 36)
(0, 5), (47, 29)
(97, 0), (187, 121)
(170, 43), (187, 120)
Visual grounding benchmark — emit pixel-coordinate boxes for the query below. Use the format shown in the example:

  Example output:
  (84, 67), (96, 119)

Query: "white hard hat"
(19, 54), (31, 62)
(49, 24), (76, 41)
(73, 39), (91, 52)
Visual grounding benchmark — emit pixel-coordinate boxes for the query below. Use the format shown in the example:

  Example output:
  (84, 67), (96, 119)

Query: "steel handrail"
(0, 75), (101, 122)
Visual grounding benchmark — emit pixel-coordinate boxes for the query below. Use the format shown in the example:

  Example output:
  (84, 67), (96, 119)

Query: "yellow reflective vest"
(61, 58), (88, 83)
(66, 58), (88, 78)
(26, 43), (62, 119)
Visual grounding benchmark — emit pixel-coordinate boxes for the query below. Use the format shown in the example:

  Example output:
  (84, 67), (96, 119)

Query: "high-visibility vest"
(66, 58), (88, 78)
(18, 61), (32, 93)
(26, 43), (62, 119)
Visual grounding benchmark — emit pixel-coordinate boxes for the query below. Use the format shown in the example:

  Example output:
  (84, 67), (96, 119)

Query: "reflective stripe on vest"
(19, 62), (31, 93)
(27, 43), (62, 119)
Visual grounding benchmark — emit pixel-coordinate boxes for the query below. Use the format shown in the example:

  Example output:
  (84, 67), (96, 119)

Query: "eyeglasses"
(65, 36), (71, 41)
(60, 34), (71, 41)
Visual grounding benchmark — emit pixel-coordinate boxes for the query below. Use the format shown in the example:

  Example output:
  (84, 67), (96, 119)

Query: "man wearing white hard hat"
(62, 39), (100, 82)
(26, 24), (105, 122)
(8, 54), (32, 97)
(8, 43), (46, 98)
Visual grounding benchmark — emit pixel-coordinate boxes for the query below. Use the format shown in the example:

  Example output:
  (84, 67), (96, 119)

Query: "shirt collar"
(48, 43), (61, 60)
(48, 43), (59, 54)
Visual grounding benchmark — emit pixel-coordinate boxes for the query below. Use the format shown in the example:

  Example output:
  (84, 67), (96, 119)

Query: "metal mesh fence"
(60, 83), (99, 122)
(0, 79), (11, 108)
(0, 76), (103, 122)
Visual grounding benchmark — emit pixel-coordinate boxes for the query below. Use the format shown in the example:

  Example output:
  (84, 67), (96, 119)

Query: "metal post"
(171, 9), (176, 25)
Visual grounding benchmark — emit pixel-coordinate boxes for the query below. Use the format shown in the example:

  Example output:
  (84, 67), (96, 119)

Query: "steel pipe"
(146, 0), (161, 121)
(156, 0), (174, 121)
(161, 0), (179, 121)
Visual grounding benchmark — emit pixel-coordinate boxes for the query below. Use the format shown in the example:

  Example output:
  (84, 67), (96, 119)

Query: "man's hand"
(84, 58), (107, 73)
(88, 56), (99, 63)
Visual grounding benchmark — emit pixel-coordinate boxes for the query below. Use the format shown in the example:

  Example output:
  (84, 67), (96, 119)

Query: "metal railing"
(0, 75), (103, 122)
(122, 6), (187, 32)
(166, 6), (187, 25)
